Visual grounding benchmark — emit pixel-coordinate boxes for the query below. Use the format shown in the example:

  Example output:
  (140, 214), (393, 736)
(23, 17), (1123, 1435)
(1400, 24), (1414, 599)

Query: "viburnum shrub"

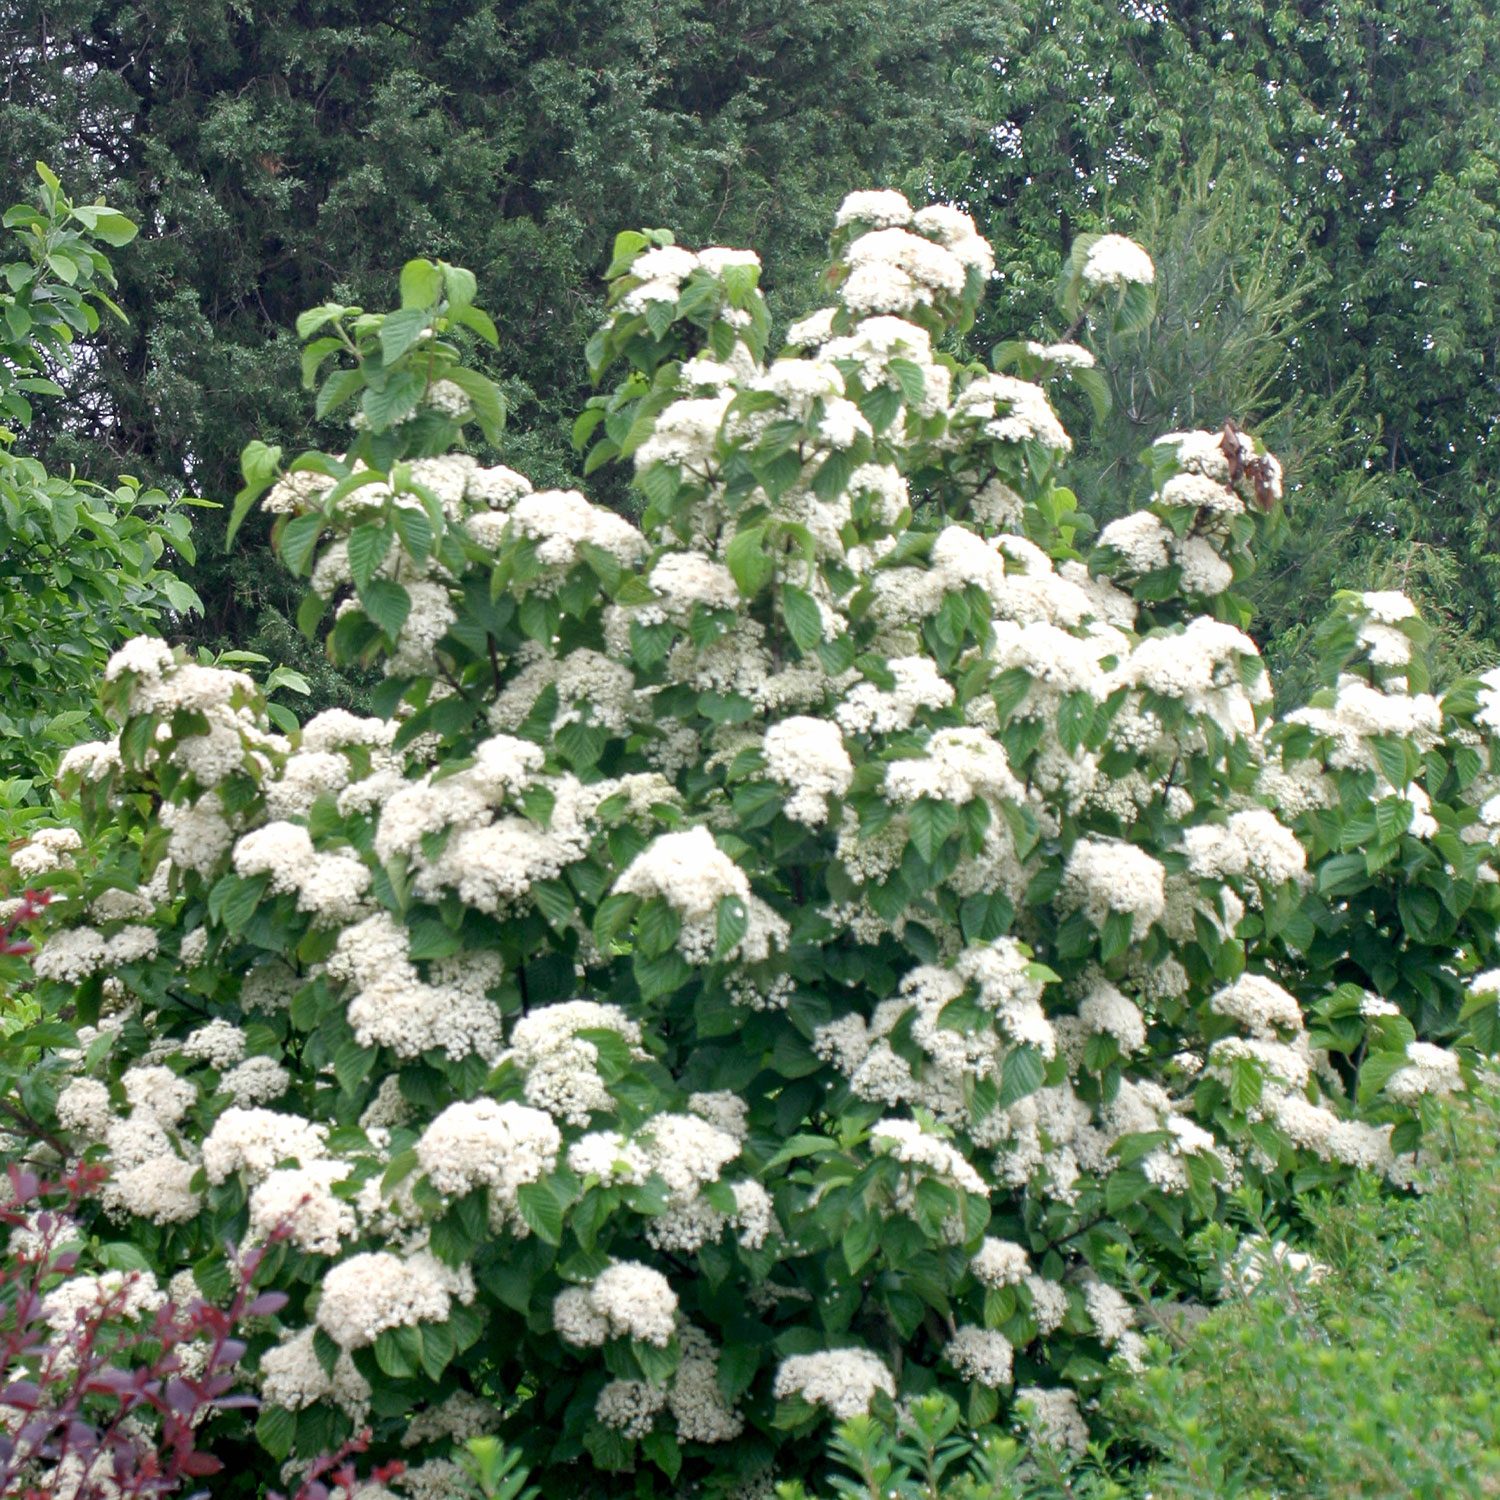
(3, 187), (1499, 1499)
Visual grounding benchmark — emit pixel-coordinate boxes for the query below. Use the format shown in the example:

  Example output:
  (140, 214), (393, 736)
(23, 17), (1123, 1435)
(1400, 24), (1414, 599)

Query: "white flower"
(835, 190), (914, 228)
(249, 1160), (355, 1254)
(317, 1251), (473, 1349)
(1080, 234), (1155, 289)
(1361, 590), (1418, 623)
(1079, 983), (1147, 1054)
(634, 396), (732, 473)
(1017, 1386), (1089, 1457)
(883, 726), (1021, 807)
(509, 489), (647, 575)
(1099, 510), (1171, 573)
(1385, 1041), (1462, 1104)
(773, 1349), (895, 1418)
(595, 1380), (667, 1438)
(614, 826), (749, 920)
(202, 1107), (328, 1184)
(221, 1055), (291, 1107)
(944, 1326), (1013, 1387)
(1083, 1280), (1134, 1346)
(181, 1019), (247, 1070)
(102, 1155), (201, 1225)
(1210, 973), (1303, 1038)
(762, 717), (853, 825)
(1023, 340), (1095, 369)
(506, 1001), (640, 1125)
(43, 1270), (165, 1334)
(1061, 838), (1166, 932)
(970, 1237), (1031, 1288)
(554, 1261), (678, 1348)
(259, 1326), (371, 1419)
(56, 1078), (112, 1137)
(870, 1117), (987, 1196)
(953, 373), (1071, 453)
(415, 1098), (560, 1224)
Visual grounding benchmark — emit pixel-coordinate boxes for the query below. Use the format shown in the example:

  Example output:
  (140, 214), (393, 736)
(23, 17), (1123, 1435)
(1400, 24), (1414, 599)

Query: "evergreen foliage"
(0, 0), (1003, 689)
(957, 0), (1500, 684)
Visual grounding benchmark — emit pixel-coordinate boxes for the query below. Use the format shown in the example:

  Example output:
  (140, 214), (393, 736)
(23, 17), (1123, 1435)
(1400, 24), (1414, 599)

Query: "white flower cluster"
(553, 1261), (678, 1348)
(15, 183), (1488, 1494)
(773, 1348), (896, 1418)
(329, 912), (505, 1060)
(505, 1001), (642, 1125)
(944, 1326), (1014, 1387)
(415, 1098), (560, 1228)
(612, 825), (776, 963)
(762, 716), (854, 825)
(316, 1250), (474, 1349)
(1061, 838), (1167, 932)
(1079, 234), (1155, 289)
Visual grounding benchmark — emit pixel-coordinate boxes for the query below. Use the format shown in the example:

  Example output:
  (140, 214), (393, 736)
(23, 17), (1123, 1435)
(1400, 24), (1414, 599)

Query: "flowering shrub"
(1, 186), (1497, 1498)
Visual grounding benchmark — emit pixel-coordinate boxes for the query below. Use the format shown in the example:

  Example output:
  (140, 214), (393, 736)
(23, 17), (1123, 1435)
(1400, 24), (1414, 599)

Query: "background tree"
(954, 0), (1500, 689)
(0, 0), (1006, 694)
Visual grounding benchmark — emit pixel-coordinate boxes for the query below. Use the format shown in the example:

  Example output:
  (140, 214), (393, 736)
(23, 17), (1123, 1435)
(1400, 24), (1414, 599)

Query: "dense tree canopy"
(0, 0), (1003, 687)
(5, 2), (1498, 691)
(956, 0), (1500, 685)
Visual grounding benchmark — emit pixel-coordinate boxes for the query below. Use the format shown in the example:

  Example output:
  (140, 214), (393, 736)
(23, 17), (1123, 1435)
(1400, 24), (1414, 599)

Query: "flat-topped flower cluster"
(4, 188), (1497, 1500)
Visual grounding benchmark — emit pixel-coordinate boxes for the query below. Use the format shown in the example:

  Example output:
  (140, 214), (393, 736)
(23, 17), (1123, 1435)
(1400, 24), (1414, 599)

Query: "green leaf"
(373, 1324), (420, 1379)
(641, 1431), (682, 1482)
(1099, 907), (1135, 961)
(347, 524), (393, 590)
(634, 948), (694, 1001)
(226, 441), (282, 546)
(278, 513), (324, 577)
(442, 264), (478, 309)
(726, 526), (774, 597)
(380, 305), (431, 363)
(334, 1040), (374, 1094)
(998, 1045), (1045, 1108)
(781, 585), (824, 651)
(812, 446), (856, 502)
(255, 1404), (297, 1461)
(636, 897), (682, 960)
(316, 365), (365, 420)
(399, 259), (444, 309)
(441, 366), (507, 442)
(908, 798), (959, 863)
(361, 579), (412, 641)
(393, 505), (433, 564)
(517, 1180), (565, 1246)
(362, 368), (423, 429)
(887, 357), (927, 406)
(715, 895), (748, 958)
(87, 209), (138, 247)
(843, 1212), (881, 1274)
(300, 336), (343, 390)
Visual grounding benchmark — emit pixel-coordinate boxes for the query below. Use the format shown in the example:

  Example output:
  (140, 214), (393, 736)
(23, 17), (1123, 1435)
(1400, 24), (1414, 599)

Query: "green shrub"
(792, 1083), (1500, 1499)
(1, 186), (1495, 1499)
(0, 166), (203, 838)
